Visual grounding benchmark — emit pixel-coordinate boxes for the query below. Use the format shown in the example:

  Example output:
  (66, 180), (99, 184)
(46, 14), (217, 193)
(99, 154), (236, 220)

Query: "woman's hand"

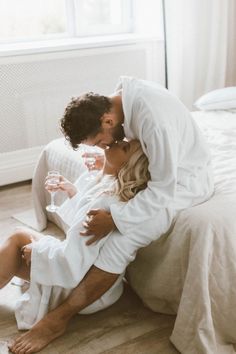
(21, 244), (33, 266)
(80, 209), (116, 245)
(45, 175), (77, 198)
(82, 152), (105, 171)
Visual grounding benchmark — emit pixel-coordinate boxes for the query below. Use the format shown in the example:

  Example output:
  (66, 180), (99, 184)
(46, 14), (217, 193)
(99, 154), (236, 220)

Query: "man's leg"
(10, 266), (119, 354)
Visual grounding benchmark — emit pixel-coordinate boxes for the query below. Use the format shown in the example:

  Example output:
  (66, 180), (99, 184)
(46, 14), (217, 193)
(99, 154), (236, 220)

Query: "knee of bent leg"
(8, 229), (32, 248)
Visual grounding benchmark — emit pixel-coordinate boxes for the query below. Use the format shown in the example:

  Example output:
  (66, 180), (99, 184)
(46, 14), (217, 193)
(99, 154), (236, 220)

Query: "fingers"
(57, 181), (69, 191)
(82, 153), (104, 171)
(44, 180), (59, 192)
(80, 217), (95, 240)
(80, 209), (107, 243)
(45, 175), (64, 191)
(21, 245), (32, 266)
(80, 229), (92, 236)
(80, 229), (99, 245)
(80, 213), (96, 234)
(86, 236), (99, 246)
(45, 180), (69, 193)
(80, 219), (93, 236)
(87, 209), (99, 216)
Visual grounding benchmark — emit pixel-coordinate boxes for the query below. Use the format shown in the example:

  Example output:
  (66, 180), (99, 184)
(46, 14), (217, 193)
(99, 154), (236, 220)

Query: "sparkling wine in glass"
(46, 170), (60, 212)
(81, 146), (103, 180)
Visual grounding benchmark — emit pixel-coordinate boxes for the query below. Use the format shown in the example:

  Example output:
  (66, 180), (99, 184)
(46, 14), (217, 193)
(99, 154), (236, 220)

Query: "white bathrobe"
(93, 77), (214, 274)
(15, 173), (124, 330)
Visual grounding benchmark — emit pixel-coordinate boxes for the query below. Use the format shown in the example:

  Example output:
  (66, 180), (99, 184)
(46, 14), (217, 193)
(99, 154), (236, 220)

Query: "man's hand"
(80, 209), (116, 245)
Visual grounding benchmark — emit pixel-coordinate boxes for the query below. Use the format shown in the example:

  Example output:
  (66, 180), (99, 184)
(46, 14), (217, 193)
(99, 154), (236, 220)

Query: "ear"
(100, 113), (115, 128)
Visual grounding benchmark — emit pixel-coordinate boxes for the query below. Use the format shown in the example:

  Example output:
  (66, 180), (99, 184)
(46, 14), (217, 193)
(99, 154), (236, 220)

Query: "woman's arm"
(45, 175), (77, 199)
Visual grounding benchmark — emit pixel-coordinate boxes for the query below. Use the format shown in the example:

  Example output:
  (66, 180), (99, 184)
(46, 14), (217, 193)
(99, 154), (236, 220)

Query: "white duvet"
(30, 110), (236, 354)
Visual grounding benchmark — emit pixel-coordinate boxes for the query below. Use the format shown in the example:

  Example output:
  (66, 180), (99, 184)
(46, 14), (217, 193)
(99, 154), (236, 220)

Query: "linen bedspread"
(127, 110), (236, 354)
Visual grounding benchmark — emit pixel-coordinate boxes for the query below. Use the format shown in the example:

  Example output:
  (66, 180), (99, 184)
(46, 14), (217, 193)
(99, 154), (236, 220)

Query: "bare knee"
(8, 229), (33, 249)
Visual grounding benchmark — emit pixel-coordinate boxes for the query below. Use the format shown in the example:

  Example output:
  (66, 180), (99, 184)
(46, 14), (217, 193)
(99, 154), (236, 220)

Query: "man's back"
(117, 76), (214, 210)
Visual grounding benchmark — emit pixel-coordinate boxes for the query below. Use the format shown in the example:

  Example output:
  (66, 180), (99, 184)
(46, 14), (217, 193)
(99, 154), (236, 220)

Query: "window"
(0, 0), (68, 43)
(0, 0), (133, 44)
(74, 0), (132, 36)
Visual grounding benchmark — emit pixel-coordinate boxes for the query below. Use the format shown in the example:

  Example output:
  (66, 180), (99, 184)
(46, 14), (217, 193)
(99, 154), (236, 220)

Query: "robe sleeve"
(110, 122), (178, 241)
(30, 193), (116, 288)
(55, 171), (94, 227)
(56, 191), (80, 227)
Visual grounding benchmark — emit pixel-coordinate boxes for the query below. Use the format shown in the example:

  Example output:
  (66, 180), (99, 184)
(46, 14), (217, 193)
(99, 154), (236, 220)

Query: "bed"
(31, 110), (236, 354)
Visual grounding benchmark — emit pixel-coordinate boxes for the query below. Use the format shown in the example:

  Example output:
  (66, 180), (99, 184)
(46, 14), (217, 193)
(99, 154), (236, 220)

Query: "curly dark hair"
(60, 92), (112, 149)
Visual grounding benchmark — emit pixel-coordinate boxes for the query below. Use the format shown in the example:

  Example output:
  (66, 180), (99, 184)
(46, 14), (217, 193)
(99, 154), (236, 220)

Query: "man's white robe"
(93, 77), (214, 274)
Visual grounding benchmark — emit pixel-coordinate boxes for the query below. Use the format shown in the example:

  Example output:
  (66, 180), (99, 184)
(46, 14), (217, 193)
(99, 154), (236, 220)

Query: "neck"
(110, 95), (124, 124)
(102, 163), (117, 177)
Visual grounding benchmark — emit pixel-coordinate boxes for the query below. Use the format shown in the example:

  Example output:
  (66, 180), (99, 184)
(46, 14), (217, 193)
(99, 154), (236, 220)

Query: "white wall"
(0, 39), (165, 185)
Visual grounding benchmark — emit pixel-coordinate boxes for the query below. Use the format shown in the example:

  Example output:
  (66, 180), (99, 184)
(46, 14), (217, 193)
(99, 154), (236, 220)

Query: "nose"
(117, 140), (128, 147)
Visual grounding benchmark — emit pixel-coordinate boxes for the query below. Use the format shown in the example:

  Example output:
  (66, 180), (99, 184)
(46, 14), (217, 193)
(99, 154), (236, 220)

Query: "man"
(10, 77), (214, 353)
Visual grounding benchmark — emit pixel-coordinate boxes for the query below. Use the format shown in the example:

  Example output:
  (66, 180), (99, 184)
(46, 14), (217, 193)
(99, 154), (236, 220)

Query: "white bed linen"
(127, 110), (236, 354)
(31, 110), (236, 354)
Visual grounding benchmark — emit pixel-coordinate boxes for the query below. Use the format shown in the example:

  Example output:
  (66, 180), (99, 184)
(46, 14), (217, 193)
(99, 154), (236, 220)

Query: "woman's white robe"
(15, 173), (124, 330)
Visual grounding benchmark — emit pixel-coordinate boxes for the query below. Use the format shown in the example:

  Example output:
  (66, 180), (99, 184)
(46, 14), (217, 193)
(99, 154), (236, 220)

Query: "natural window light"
(0, 0), (162, 54)
(0, 0), (132, 43)
(0, 0), (68, 42)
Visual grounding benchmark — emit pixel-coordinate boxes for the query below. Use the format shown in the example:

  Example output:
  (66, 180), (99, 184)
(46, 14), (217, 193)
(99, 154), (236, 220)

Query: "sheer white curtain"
(165, 0), (236, 109)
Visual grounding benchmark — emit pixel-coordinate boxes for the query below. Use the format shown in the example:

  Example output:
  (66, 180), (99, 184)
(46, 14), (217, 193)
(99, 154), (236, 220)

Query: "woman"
(0, 140), (150, 330)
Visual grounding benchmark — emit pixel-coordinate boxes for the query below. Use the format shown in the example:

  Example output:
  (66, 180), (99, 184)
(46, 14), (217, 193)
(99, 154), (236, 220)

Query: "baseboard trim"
(0, 146), (44, 186)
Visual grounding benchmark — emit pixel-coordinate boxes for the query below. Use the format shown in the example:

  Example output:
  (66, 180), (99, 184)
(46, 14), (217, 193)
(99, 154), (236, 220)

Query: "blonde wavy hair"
(115, 141), (150, 202)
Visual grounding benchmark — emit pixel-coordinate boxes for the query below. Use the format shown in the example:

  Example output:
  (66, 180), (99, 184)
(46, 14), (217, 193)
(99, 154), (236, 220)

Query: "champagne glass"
(80, 145), (104, 180)
(46, 170), (60, 212)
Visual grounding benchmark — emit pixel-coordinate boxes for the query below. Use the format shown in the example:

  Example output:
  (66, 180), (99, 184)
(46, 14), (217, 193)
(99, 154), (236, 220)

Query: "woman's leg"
(0, 228), (41, 289)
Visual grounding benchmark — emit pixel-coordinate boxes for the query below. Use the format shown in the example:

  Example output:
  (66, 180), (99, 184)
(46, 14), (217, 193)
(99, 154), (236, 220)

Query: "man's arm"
(62, 265), (119, 310)
(10, 266), (119, 354)
(82, 127), (176, 242)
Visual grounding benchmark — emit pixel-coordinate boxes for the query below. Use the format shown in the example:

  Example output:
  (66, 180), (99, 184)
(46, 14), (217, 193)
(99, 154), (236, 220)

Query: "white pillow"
(194, 87), (236, 111)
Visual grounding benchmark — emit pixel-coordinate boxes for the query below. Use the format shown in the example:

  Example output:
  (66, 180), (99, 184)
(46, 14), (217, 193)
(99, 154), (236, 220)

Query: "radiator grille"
(0, 47), (147, 153)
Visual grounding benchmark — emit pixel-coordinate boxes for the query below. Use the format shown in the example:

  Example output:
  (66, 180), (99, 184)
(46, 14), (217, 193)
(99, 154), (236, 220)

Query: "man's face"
(82, 113), (125, 149)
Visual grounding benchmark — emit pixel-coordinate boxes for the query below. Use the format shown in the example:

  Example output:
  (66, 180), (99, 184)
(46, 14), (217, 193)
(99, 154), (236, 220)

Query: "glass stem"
(51, 192), (56, 207)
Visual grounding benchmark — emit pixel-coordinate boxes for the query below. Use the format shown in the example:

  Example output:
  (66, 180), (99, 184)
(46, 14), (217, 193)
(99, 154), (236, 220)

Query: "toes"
(10, 339), (39, 354)
(10, 341), (27, 354)
(19, 344), (30, 354)
(9, 333), (29, 353)
(19, 343), (33, 354)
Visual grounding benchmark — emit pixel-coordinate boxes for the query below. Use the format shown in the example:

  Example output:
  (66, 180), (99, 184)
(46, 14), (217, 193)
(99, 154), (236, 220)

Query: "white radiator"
(0, 40), (164, 186)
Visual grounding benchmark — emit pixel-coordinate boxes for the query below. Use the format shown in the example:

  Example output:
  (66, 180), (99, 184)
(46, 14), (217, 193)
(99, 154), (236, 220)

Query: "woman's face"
(104, 139), (140, 173)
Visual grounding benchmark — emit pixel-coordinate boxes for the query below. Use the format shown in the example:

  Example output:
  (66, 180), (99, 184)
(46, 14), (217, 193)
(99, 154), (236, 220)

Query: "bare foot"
(9, 314), (68, 353)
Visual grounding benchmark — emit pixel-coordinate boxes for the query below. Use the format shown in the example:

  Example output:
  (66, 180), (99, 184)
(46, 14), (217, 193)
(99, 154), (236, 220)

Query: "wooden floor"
(0, 181), (179, 354)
